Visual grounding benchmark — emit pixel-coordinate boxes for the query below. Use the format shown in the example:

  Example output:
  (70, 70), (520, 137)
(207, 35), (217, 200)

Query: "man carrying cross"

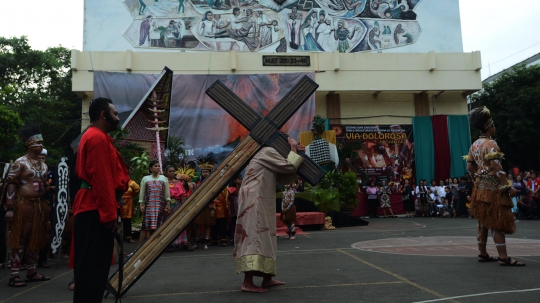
(233, 134), (305, 293)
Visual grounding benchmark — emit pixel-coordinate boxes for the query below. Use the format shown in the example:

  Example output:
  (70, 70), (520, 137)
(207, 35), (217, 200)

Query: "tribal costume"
(379, 185), (392, 208)
(280, 187), (297, 238)
(467, 106), (524, 266)
(5, 124), (51, 287)
(468, 139), (515, 233)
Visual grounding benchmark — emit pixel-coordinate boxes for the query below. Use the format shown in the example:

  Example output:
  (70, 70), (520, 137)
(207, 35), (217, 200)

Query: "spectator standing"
(401, 179), (415, 217)
(366, 181), (379, 218)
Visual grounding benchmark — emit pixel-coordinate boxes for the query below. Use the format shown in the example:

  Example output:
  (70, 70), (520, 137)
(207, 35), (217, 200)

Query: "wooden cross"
(107, 75), (324, 297)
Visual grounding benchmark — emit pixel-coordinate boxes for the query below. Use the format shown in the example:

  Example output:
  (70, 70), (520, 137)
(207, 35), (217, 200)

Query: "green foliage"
(0, 36), (81, 164)
(130, 152), (151, 225)
(470, 64), (540, 170)
(310, 169), (359, 213)
(110, 128), (145, 171)
(165, 136), (185, 168)
(312, 186), (340, 214)
(0, 104), (23, 160)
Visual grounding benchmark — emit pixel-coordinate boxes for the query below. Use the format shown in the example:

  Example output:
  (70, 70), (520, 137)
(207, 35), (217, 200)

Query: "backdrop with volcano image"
(94, 71), (315, 162)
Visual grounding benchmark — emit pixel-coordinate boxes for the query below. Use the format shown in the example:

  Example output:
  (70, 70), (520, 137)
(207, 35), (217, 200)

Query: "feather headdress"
(176, 166), (197, 182)
(196, 153), (216, 171)
(469, 106), (494, 132)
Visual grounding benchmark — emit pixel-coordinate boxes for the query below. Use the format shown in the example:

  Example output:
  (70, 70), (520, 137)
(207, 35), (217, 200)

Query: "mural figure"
(300, 18), (324, 51)
(140, 15), (153, 46)
(328, 0), (365, 17)
(139, 0), (147, 15)
(215, 8), (260, 51)
(255, 11), (277, 47)
(334, 19), (361, 52)
(367, 21), (381, 49)
(286, 9), (302, 49)
(177, 0), (185, 13)
(199, 11), (216, 37)
(315, 11), (336, 52)
(123, 0), (421, 52)
(370, 0), (411, 19)
(164, 20), (184, 47)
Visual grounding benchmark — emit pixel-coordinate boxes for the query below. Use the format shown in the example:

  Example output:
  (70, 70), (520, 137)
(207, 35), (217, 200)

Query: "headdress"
(469, 106), (494, 133)
(311, 115), (326, 136)
(196, 153), (216, 171)
(18, 123), (43, 146)
(176, 165), (197, 182)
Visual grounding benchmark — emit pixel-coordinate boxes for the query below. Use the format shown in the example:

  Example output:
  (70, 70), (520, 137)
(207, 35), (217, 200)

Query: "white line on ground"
(412, 288), (540, 303)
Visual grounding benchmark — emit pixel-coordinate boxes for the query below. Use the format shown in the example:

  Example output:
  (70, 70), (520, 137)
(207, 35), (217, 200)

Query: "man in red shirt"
(73, 97), (129, 302)
(527, 171), (540, 207)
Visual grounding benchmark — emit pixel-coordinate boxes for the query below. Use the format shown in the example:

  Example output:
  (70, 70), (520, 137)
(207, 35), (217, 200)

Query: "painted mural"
(123, 0), (422, 52)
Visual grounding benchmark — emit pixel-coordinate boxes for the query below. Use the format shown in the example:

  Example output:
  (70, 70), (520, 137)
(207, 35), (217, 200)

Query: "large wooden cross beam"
(107, 75), (323, 297)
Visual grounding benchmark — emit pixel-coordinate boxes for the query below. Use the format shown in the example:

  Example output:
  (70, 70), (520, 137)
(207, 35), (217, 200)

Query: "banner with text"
(332, 124), (415, 185)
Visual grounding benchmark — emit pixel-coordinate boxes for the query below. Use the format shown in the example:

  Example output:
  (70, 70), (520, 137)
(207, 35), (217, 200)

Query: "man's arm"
(86, 138), (119, 224)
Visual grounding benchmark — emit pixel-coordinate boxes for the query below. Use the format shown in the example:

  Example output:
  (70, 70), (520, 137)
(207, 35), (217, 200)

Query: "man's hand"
(103, 219), (117, 231)
(140, 203), (145, 213)
(288, 137), (298, 153)
(297, 143), (306, 153)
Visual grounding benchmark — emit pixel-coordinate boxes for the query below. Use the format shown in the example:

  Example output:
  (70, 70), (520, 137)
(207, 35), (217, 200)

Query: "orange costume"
(122, 180), (140, 219)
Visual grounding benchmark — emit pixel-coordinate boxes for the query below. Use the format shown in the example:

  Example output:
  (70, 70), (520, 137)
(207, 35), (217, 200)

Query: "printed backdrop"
(332, 124), (415, 185)
(94, 72), (315, 161)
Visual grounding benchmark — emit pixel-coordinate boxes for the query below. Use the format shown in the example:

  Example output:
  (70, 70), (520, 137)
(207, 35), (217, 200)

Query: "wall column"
(326, 93), (341, 125)
(414, 93), (430, 116)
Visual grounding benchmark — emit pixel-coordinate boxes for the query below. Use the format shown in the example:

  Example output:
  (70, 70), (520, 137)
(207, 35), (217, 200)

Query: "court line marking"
(412, 288), (540, 303)
(117, 281), (405, 299)
(336, 249), (460, 303)
(1, 269), (72, 303)
(160, 247), (356, 259)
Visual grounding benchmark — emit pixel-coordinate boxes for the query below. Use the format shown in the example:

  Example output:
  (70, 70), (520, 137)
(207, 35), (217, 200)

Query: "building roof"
(483, 52), (540, 84)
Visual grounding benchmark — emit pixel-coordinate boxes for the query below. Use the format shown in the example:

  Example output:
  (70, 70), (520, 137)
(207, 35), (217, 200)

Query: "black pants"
(228, 216), (237, 241)
(215, 217), (228, 241)
(74, 210), (114, 303)
(368, 199), (379, 217)
(122, 218), (132, 240)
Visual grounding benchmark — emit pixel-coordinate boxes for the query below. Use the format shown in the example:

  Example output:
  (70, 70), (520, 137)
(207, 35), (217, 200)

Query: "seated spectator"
(440, 197), (453, 218)
(518, 193), (539, 220)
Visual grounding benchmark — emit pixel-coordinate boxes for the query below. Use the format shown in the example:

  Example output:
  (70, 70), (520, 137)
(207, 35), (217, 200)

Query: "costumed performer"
(171, 165), (198, 251)
(138, 160), (171, 249)
(228, 174), (243, 245)
(234, 133), (305, 293)
(121, 179), (140, 243)
(280, 184), (297, 239)
(467, 106), (524, 266)
(5, 123), (51, 287)
(378, 180), (396, 218)
(193, 154), (217, 250)
(72, 97), (130, 302)
(305, 115), (339, 172)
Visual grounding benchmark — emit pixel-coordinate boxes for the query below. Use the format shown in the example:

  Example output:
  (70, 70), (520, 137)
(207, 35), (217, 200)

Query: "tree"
(0, 105), (23, 161)
(470, 64), (540, 170)
(0, 36), (81, 164)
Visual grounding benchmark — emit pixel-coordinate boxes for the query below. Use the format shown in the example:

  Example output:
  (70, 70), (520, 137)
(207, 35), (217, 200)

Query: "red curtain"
(431, 115), (451, 182)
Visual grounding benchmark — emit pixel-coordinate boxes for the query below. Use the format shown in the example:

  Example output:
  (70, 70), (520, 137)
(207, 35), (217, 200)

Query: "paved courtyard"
(2, 217), (540, 303)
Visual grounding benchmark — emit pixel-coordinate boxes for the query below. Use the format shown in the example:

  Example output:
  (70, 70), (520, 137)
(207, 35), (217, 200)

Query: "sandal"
(8, 276), (26, 288)
(478, 254), (497, 262)
(25, 271), (51, 282)
(498, 257), (526, 266)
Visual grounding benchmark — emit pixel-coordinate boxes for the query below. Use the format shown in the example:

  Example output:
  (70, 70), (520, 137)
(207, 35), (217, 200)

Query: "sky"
(1, 0), (540, 80)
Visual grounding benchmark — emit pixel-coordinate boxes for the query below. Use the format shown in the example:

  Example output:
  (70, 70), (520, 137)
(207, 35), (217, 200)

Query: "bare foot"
(241, 285), (267, 293)
(262, 279), (285, 287)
